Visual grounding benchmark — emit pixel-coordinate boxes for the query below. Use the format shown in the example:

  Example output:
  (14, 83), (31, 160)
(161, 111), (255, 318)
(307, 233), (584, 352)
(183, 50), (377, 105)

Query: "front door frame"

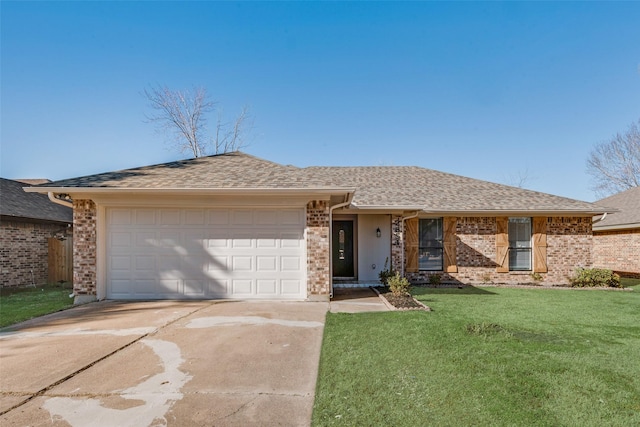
(332, 215), (358, 280)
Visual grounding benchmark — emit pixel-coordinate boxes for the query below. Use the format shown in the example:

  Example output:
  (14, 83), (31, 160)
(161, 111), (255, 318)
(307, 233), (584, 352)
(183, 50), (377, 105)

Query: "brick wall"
(545, 217), (592, 283)
(306, 200), (330, 298)
(73, 200), (97, 299)
(0, 219), (68, 287)
(404, 216), (593, 286)
(593, 228), (640, 278)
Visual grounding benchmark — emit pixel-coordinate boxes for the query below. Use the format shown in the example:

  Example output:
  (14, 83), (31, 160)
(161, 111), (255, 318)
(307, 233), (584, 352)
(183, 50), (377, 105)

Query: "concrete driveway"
(0, 299), (328, 426)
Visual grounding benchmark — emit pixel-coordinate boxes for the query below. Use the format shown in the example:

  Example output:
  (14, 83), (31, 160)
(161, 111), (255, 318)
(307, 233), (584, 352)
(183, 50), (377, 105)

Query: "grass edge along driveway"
(0, 283), (74, 328)
(312, 281), (640, 427)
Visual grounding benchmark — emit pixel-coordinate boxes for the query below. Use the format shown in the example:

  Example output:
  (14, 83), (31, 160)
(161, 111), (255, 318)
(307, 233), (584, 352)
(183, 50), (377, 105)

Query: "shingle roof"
(29, 151), (606, 214)
(1, 178), (72, 223)
(303, 166), (604, 213)
(593, 186), (640, 229)
(33, 152), (331, 189)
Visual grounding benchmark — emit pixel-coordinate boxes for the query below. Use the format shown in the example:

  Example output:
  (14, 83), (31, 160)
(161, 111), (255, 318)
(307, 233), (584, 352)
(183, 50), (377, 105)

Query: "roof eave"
(23, 187), (357, 197)
(350, 206), (610, 216)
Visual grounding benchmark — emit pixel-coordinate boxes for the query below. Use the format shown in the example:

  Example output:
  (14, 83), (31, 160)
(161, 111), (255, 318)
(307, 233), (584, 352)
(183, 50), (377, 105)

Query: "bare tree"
(503, 167), (536, 188)
(587, 119), (640, 198)
(144, 85), (252, 158)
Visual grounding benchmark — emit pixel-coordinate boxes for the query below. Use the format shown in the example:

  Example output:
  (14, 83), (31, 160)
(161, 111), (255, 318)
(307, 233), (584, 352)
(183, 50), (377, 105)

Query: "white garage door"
(106, 207), (306, 300)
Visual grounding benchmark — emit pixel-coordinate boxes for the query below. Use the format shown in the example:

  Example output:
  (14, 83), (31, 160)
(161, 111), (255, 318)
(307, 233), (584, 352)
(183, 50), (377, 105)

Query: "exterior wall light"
(376, 227), (381, 238)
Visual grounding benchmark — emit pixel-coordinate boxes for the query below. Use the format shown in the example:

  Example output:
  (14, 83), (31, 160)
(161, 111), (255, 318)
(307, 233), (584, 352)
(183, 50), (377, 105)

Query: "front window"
(508, 217), (531, 271)
(419, 218), (443, 271)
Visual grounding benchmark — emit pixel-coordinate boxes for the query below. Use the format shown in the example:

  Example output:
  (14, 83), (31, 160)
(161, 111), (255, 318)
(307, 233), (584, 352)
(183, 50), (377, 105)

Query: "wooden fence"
(48, 237), (73, 284)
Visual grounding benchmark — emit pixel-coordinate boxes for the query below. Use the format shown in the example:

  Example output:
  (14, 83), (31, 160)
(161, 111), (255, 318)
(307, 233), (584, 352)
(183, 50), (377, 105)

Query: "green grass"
(0, 283), (74, 328)
(313, 279), (640, 426)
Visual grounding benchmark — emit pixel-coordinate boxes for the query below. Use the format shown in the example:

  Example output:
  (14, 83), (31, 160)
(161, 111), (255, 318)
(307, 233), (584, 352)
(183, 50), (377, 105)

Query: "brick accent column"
(391, 215), (404, 274)
(306, 200), (330, 300)
(73, 199), (97, 303)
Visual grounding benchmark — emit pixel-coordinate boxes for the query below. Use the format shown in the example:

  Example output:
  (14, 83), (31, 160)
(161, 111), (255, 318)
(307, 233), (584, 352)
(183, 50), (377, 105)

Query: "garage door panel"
(232, 279), (253, 295)
(257, 279), (277, 294)
(208, 279), (229, 296)
(160, 210), (181, 225)
(107, 207), (305, 300)
(232, 256), (253, 271)
(257, 256), (277, 271)
(135, 210), (156, 225)
(282, 280), (302, 295)
(184, 280), (205, 296)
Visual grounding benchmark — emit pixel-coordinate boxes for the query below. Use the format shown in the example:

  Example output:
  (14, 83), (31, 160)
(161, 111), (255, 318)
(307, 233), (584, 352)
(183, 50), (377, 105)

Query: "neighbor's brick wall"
(306, 200), (330, 296)
(404, 216), (593, 286)
(0, 220), (65, 287)
(73, 200), (97, 297)
(593, 228), (640, 278)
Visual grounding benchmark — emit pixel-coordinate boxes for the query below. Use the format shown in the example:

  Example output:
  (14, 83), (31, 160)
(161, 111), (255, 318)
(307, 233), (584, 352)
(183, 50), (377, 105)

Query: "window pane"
(419, 218), (443, 271)
(508, 218), (531, 270)
(510, 248), (532, 270)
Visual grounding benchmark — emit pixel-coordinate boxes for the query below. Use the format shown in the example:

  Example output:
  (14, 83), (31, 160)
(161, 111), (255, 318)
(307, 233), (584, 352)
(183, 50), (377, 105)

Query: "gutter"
(48, 192), (73, 208)
(328, 192), (355, 299)
(26, 186), (357, 196)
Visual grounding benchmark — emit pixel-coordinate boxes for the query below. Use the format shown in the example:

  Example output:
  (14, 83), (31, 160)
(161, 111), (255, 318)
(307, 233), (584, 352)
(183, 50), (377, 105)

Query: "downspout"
(48, 192), (73, 208)
(400, 211), (420, 277)
(593, 212), (608, 223)
(328, 192), (354, 299)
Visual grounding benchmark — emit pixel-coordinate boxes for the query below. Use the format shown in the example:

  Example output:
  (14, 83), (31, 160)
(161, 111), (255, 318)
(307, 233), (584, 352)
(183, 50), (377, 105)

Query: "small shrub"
(378, 257), (394, 285)
(428, 274), (441, 286)
(388, 272), (411, 295)
(530, 272), (543, 282)
(570, 268), (621, 288)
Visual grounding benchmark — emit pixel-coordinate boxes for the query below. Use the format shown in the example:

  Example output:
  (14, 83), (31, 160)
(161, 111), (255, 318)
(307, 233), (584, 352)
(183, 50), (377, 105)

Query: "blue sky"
(2, 1), (639, 202)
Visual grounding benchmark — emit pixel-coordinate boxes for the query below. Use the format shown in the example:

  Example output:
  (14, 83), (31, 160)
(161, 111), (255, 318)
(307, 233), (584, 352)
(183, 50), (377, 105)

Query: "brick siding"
(306, 200), (330, 297)
(73, 200), (97, 298)
(403, 216), (593, 285)
(0, 219), (69, 287)
(593, 228), (640, 278)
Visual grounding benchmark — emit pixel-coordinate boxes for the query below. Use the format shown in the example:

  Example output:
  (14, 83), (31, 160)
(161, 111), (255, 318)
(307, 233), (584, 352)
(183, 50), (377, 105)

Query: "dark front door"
(332, 220), (354, 278)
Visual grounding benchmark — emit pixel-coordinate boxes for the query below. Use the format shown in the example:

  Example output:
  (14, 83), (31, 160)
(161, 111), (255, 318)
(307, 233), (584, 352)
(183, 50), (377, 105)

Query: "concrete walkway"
(329, 287), (391, 313)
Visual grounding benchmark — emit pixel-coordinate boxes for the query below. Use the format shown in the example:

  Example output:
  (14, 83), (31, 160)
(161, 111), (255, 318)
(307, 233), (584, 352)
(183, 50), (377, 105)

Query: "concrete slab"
(329, 287), (390, 313)
(0, 300), (327, 427)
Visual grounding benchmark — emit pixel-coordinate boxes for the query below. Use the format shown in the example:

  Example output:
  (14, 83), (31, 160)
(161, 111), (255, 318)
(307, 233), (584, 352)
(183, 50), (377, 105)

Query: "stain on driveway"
(0, 300), (327, 426)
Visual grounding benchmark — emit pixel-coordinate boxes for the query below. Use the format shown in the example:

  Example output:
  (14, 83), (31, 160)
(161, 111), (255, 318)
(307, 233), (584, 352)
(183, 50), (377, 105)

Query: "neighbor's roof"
(1, 178), (73, 224)
(27, 151), (608, 215)
(593, 186), (640, 230)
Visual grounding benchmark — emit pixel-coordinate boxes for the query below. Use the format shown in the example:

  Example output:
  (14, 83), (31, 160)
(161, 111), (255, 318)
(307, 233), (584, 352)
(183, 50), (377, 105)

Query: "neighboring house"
(592, 186), (640, 278)
(1, 178), (73, 287)
(24, 152), (609, 303)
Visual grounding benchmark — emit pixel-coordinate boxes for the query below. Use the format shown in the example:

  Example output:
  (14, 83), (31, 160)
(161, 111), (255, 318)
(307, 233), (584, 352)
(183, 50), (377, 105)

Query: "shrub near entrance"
(388, 272), (411, 295)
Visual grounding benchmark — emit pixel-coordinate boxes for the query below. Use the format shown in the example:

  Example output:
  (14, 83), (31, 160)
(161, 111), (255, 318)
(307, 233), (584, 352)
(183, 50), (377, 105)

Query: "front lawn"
(0, 283), (74, 328)
(313, 280), (640, 426)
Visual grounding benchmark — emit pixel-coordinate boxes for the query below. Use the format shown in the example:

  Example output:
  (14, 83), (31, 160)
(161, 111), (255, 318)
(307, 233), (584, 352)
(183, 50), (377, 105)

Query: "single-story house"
(24, 152), (609, 303)
(592, 186), (640, 278)
(1, 178), (73, 287)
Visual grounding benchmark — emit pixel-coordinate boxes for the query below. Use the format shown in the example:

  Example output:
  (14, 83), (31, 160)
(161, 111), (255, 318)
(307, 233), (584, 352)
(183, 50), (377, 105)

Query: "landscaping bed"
(372, 286), (431, 311)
